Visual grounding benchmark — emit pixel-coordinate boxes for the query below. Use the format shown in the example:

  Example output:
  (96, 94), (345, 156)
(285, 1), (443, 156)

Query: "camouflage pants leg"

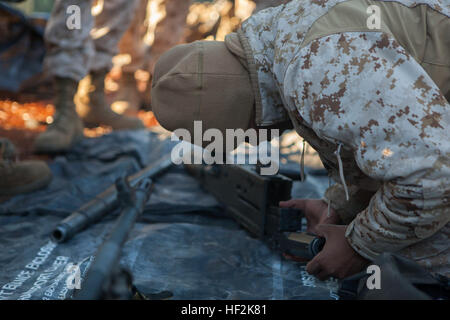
(44, 0), (139, 81)
(44, 0), (95, 81)
(118, 0), (149, 74)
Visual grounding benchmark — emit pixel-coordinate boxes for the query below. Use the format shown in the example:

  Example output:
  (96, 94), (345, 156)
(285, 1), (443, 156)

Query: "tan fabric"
(151, 39), (254, 150)
(224, 33), (249, 70)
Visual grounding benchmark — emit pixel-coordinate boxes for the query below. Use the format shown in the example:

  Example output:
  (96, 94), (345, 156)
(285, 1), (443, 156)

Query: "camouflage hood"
(238, 0), (450, 276)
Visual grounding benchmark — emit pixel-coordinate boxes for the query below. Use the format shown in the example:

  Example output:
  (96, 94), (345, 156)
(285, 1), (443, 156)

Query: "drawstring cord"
(327, 174), (332, 217)
(334, 143), (350, 201)
(300, 139), (306, 182)
(299, 141), (349, 214)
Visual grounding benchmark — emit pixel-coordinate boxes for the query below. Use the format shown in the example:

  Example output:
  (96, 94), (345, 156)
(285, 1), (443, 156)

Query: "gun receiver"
(185, 164), (325, 260)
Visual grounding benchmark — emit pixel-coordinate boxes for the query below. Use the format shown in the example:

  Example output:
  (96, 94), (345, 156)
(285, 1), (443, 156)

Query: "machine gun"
(52, 156), (173, 243)
(74, 177), (153, 300)
(185, 163), (325, 260)
(52, 156), (174, 300)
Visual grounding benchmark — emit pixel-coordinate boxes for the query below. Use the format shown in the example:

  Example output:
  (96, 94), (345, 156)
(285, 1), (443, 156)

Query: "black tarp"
(0, 129), (339, 300)
(0, 3), (45, 92)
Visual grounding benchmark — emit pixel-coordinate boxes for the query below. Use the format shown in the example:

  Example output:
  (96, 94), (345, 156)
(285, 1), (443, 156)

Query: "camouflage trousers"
(44, 0), (139, 81)
(118, 0), (149, 74)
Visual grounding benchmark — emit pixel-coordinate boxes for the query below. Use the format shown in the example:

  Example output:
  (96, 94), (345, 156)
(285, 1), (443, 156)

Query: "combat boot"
(34, 77), (84, 153)
(76, 69), (145, 130)
(0, 138), (52, 196)
(111, 72), (143, 114)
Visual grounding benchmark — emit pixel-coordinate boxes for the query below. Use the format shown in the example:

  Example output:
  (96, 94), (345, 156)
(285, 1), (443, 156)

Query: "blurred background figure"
(111, 0), (151, 114)
(34, 0), (145, 154)
(111, 0), (192, 114)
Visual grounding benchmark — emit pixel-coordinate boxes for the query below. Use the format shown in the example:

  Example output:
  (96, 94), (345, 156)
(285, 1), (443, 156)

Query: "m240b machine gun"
(50, 156), (174, 300)
(74, 177), (153, 300)
(185, 164), (325, 260)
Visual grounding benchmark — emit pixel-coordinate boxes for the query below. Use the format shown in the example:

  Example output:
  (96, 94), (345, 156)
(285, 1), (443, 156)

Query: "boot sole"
(0, 171), (53, 197)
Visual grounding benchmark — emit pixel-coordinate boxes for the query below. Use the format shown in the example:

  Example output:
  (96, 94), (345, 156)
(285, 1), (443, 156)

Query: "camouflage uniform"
(238, 0), (450, 276)
(44, 0), (139, 81)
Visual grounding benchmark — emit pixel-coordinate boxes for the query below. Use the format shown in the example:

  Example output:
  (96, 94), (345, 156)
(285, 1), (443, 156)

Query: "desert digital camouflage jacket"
(237, 0), (450, 276)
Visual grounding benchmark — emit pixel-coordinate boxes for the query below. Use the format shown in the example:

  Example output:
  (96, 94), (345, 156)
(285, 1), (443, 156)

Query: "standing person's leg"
(34, 0), (93, 153)
(76, 0), (145, 130)
(91, 0), (140, 72)
(43, 0), (94, 82)
(112, 0), (150, 114)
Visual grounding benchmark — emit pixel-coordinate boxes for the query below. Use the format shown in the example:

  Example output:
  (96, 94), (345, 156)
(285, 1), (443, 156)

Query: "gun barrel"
(74, 178), (153, 300)
(52, 156), (173, 243)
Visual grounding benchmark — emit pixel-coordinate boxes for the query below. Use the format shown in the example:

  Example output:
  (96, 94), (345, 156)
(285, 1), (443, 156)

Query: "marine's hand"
(306, 224), (369, 280)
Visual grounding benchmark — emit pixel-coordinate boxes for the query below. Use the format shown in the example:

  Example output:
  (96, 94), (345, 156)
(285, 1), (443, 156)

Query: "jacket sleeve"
(283, 32), (450, 260)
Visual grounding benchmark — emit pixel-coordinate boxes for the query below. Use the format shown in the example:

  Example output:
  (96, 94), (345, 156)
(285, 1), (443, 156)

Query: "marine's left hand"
(306, 224), (369, 280)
